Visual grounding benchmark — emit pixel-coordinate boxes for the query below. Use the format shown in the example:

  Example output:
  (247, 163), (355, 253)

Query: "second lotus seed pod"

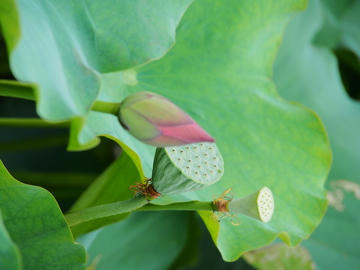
(228, 186), (275, 223)
(152, 142), (224, 195)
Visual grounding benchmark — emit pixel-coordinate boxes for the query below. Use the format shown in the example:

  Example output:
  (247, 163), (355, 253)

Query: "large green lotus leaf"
(70, 0), (331, 261)
(0, 160), (86, 269)
(0, 0), (193, 120)
(77, 211), (189, 270)
(0, 209), (22, 270)
(68, 151), (143, 238)
(273, 0), (360, 269)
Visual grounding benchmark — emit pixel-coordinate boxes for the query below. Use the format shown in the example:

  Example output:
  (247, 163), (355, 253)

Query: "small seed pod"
(228, 187), (274, 223)
(152, 142), (224, 195)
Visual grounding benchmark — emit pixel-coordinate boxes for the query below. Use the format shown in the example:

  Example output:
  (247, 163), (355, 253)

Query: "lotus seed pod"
(152, 142), (224, 195)
(228, 187), (274, 223)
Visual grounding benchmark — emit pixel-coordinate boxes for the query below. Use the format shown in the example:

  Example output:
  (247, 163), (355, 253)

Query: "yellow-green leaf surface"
(274, 0), (360, 269)
(0, 161), (86, 269)
(1, 0), (193, 120)
(0, 210), (22, 270)
(243, 244), (316, 270)
(71, 0), (331, 261)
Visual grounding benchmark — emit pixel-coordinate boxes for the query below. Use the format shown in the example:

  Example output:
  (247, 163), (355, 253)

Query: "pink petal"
(159, 123), (214, 145)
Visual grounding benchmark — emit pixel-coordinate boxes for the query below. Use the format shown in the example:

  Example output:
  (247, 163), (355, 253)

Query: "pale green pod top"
(152, 142), (224, 195)
(228, 186), (275, 223)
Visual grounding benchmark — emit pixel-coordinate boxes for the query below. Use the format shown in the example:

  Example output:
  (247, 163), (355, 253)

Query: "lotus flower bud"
(118, 91), (215, 147)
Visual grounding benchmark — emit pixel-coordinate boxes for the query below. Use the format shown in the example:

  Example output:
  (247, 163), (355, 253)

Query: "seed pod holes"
(152, 142), (224, 195)
(166, 142), (224, 185)
(257, 187), (274, 223)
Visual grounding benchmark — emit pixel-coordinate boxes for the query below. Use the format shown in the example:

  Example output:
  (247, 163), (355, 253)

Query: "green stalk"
(92, 101), (120, 116)
(65, 198), (215, 227)
(137, 201), (215, 212)
(64, 187), (275, 227)
(0, 80), (35, 100)
(0, 118), (69, 128)
(65, 195), (148, 227)
(0, 81), (121, 117)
